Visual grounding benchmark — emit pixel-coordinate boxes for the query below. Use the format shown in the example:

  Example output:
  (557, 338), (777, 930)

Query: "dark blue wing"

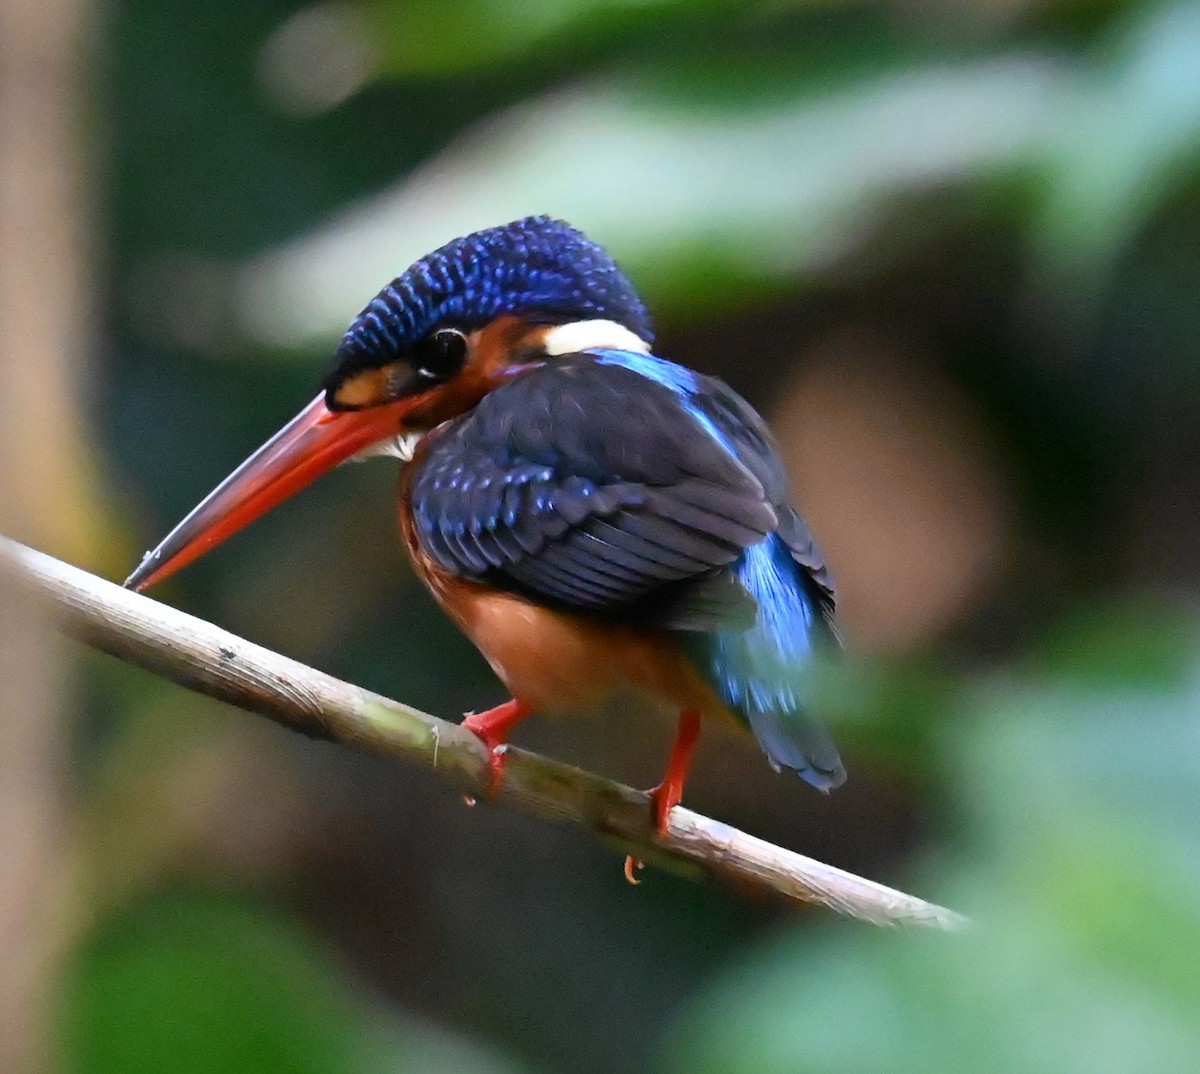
(410, 354), (779, 625)
(570, 353), (843, 788)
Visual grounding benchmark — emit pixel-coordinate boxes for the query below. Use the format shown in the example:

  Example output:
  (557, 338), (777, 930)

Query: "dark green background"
(61, 1), (1200, 1071)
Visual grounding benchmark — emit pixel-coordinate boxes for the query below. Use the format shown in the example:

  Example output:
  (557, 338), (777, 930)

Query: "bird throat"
(348, 429), (424, 464)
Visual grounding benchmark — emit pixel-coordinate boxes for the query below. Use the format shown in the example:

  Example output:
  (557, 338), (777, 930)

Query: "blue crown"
(327, 216), (652, 386)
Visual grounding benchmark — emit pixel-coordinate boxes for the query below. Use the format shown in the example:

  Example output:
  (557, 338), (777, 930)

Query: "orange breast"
(396, 466), (728, 720)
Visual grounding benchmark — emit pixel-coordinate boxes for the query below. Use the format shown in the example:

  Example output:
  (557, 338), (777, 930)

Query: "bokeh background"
(4, 0), (1200, 1070)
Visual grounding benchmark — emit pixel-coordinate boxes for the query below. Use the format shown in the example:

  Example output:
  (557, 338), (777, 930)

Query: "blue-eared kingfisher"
(126, 216), (845, 860)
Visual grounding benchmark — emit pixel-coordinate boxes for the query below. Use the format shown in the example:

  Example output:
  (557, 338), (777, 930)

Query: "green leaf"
(365, 0), (834, 78)
(1024, 596), (1199, 688)
(62, 893), (380, 1074)
(60, 891), (529, 1074)
(1032, 1), (1200, 291)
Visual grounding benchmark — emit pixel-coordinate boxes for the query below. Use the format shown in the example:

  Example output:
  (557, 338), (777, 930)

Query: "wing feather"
(410, 356), (775, 623)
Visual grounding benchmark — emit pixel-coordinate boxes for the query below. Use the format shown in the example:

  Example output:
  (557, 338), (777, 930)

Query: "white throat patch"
(349, 430), (423, 464)
(542, 319), (651, 357)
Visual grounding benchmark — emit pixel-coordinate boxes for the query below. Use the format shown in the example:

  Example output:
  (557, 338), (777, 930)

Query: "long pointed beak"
(125, 393), (413, 591)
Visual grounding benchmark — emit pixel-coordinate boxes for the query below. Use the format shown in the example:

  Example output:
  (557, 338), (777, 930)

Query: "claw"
(621, 710), (701, 886)
(462, 699), (531, 797)
(648, 780), (681, 833)
(483, 743), (507, 795)
(621, 777), (679, 885)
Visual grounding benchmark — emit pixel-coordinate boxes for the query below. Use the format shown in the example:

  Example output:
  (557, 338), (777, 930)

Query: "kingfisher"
(126, 216), (845, 856)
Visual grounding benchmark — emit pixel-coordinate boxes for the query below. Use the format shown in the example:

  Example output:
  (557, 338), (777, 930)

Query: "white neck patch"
(345, 320), (650, 466)
(542, 319), (651, 357)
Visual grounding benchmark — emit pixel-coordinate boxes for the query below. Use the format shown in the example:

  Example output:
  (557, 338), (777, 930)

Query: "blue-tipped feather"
(705, 535), (845, 790)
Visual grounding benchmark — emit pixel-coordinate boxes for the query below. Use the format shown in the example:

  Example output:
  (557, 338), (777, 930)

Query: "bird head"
(125, 216), (650, 591)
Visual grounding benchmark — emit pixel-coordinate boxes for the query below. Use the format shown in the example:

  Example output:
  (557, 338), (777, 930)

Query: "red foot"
(462, 699), (532, 795)
(648, 783), (681, 833)
(623, 710), (702, 884)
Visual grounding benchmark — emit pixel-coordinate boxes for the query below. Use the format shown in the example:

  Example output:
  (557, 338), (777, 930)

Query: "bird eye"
(418, 328), (468, 379)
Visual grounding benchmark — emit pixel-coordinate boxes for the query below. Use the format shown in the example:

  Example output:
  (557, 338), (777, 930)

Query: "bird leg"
(648, 709), (702, 831)
(462, 698), (532, 795)
(625, 709), (702, 883)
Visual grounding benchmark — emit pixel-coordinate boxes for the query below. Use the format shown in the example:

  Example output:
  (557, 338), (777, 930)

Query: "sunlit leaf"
(1033, 1), (1200, 290)
(365, 0), (838, 77)
(238, 55), (1066, 347)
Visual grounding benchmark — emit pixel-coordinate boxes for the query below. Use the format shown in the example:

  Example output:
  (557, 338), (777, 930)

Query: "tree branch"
(1, 536), (966, 931)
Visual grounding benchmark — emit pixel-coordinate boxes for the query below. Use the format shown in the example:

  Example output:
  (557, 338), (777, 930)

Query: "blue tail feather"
(701, 534), (845, 790)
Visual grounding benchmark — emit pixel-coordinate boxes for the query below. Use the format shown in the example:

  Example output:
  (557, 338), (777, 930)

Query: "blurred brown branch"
(0, 536), (966, 931)
(1, 0), (92, 1066)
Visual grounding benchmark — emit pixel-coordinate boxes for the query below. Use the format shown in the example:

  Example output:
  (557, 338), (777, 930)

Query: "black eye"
(416, 328), (468, 380)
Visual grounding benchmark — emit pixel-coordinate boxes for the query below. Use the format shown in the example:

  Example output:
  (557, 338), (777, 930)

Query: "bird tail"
(700, 534), (846, 791)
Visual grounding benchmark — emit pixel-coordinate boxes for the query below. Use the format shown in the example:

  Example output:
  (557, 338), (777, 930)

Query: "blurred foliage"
(237, 0), (1200, 347)
(63, 891), (528, 1074)
(662, 604), (1200, 1073)
(44, 0), (1200, 1070)
(64, 894), (386, 1074)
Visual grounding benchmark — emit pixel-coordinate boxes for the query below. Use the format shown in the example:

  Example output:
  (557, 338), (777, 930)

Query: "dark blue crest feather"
(326, 216), (652, 389)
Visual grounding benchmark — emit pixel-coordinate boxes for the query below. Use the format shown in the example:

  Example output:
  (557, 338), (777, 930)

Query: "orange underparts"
(625, 709), (702, 884)
(462, 698), (533, 794)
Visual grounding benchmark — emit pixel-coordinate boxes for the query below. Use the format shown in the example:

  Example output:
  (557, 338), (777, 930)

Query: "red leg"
(648, 709), (702, 832)
(463, 698), (532, 795)
(625, 710), (702, 884)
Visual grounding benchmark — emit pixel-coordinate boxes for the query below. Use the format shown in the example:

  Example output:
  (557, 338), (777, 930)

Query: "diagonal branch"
(0, 537), (966, 931)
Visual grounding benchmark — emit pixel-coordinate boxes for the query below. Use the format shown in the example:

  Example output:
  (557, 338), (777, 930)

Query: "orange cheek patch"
(329, 366), (396, 409)
(470, 316), (547, 372)
(329, 318), (543, 417)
